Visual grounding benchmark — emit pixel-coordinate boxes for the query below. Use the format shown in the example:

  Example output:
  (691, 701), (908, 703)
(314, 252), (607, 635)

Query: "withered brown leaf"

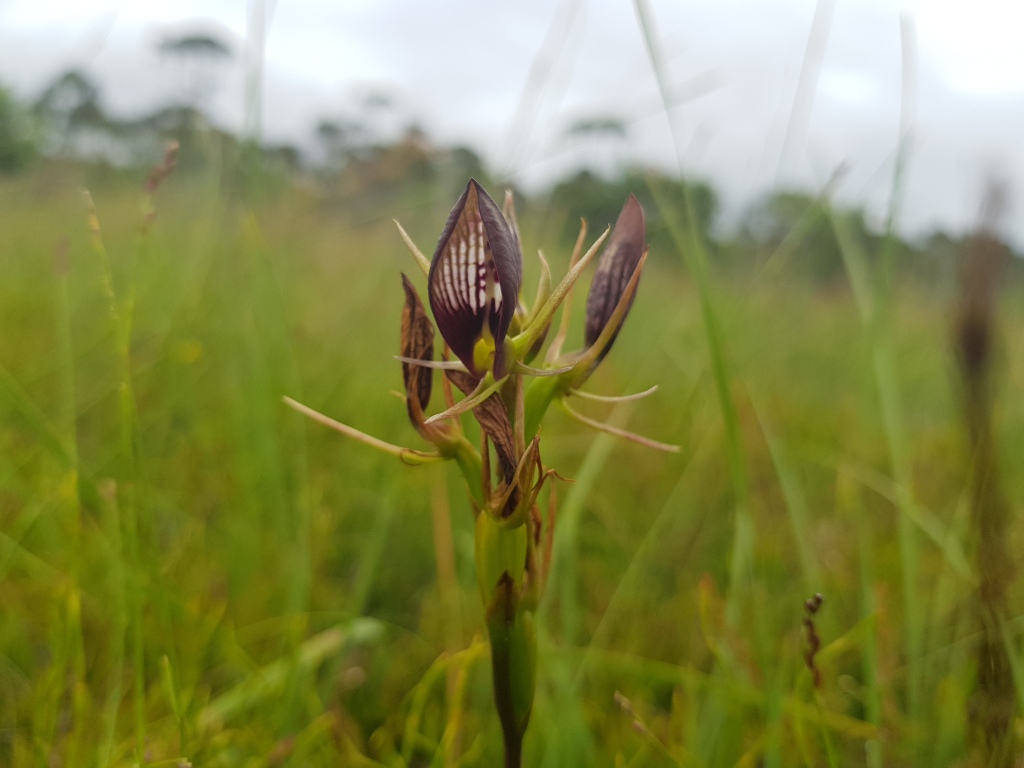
(447, 369), (517, 489)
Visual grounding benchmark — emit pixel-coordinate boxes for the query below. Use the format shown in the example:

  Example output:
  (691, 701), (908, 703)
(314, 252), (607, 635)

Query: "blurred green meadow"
(2, 145), (1024, 767)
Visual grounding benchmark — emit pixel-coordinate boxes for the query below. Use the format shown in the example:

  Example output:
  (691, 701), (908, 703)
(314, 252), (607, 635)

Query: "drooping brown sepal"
(447, 368), (518, 512)
(400, 273), (435, 431)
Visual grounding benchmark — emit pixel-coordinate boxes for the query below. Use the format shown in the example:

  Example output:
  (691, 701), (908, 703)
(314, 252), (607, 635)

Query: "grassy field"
(1, 159), (1022, 767)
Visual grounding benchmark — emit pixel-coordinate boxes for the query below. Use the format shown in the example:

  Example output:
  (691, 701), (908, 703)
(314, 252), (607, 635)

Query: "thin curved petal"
(428, 179), (522, 377)
(583, 194), (646, 359)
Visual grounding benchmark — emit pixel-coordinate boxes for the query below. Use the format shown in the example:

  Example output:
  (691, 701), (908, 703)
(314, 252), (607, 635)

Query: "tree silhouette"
(740, 190), (879, 281)
(565, 116), (628, 139)
(0, 85), (37, 172)
(32, 69), (118, 156)
(158, 29), (233, 111)
(550, 168), (718, 254)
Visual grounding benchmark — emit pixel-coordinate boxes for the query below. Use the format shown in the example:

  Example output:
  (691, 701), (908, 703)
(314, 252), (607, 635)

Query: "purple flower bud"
(429, 179), (522, 378)
(583, 194), (645, 362)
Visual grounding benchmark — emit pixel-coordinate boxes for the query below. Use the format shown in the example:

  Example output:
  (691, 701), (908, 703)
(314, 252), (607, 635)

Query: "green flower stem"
(523, 374), (564, 439)
(476, 512), (535, 767)
(476, 512), (527, 603)
(488, 606), (536, 768)
(485, 578), (537, 768)
(446, 436), (485, 508)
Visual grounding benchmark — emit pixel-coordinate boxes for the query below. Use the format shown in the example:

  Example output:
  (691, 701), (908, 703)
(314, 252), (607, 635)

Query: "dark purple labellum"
(584, 194), (646, 361)
(428, 179), (522, 379)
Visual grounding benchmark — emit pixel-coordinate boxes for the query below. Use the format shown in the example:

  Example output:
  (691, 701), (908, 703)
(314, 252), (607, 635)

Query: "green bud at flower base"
(488, 596), (537, 760)
(475, 510), (527, 607)
(476, 510), (535, 764)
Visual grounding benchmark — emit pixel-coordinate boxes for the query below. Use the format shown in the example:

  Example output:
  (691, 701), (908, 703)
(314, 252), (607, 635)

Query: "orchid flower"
(284, 179), (677, 767)
(428, 179), (522, 379)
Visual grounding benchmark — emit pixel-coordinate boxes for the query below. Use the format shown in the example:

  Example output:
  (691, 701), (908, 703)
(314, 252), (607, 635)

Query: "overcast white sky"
(1, 0), (1023, 245)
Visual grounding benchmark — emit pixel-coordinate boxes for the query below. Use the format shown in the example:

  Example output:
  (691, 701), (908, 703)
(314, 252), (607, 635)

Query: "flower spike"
(429, 179), (523, 379)
(285, 179), (675, 768)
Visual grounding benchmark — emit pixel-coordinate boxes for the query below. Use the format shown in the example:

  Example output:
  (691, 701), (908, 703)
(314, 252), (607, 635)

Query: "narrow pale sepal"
(283, 397), (446, 464)
(570, 384), (659, 403)
(393, 356), (468, 371)
(559, 397), (679, 453)
(423, 373), (508, 425)
(513, 361), (576, 377)
(522, 249), (553, 363)
(545, 218), (588, 364)
(513, 226), (609, 360)
(394, 220), (431, 276)
(525, 250), (552, 326)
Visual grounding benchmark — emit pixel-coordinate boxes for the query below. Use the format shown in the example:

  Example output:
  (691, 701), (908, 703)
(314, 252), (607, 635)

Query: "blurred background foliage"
(0, 43), (1023, 768)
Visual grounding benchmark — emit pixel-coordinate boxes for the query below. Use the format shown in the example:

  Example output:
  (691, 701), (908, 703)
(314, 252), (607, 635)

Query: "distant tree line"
(0, 85), (36, 172)
(0, 38), (1017, 281)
